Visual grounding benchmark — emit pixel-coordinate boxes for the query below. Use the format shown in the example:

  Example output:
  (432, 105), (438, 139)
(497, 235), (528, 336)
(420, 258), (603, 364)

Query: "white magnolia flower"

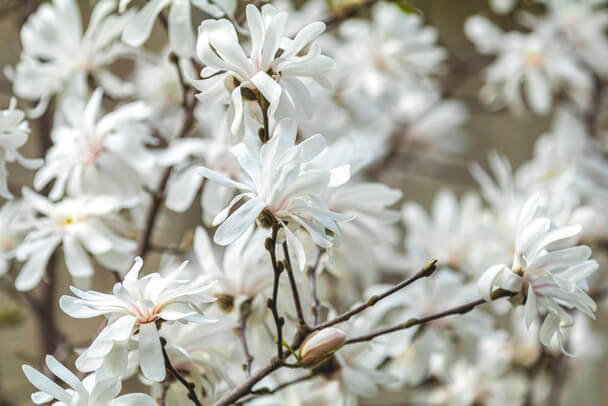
(15, 188), (135, 291)
(197, 118), (352, 271)
(544, 0), (608, 78)
(402, 189), (483, 273)
(193, 226), (271, 301)
(516, 107), (608, 200)
(0, 98), (42, 199)
(465, 15), (592, 115)
(336, 2), (447, 99)
(12, 0), (133, 113)
(34, 88), (153, 202)
(22, 355), (156, 406)
(478, 194), (598, 354)
(59, 258), (216, 382)
(195, 4), (334, 135)
(121, 0), (237, 57)
(489, 0), (518, 14)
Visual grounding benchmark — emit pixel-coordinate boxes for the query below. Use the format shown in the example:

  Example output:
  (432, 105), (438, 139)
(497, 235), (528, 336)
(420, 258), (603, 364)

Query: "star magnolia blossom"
(478, 194), (598, 354)
(15, 188), (136, 291)
(194, 4), (334, 135)
(12, 0), (133, 113)
(0, 98), (42, 199)
(59, 258), (216, 382)
(22, 355), (156, 406)
(34, 88), (153, 202)
(197, 118), (352, 271)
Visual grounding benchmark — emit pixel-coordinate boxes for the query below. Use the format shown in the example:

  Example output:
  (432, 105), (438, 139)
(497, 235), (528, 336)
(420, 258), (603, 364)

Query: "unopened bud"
(298, 328), (346, 368)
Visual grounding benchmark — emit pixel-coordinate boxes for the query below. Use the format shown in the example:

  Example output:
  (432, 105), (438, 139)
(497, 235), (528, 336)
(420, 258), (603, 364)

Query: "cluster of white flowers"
(1, 0), (607, 405)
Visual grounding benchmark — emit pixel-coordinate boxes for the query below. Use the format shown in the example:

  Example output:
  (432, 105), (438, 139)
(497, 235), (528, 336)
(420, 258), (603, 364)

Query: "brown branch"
(344, 289), (515, 345)
(266, 225), (285, 358)
(161, 340), (202, 406)
(133, 49), (197, 262)
(312, 259), (438, 331)
(307, 248), (323, 325)
(282, 241), (309, 330)
(239, 300), (254, 376)
(237, 373), (315, 404)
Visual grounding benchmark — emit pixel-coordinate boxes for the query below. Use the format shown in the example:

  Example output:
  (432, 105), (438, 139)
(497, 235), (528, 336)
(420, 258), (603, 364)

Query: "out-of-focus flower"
(11, 0), (133, 113)
(402, 189), (483, 273)
(15, 188), (135, 291)
(22, 355), (157, 406)
(121, 0), (237, 57)
(59, 257), (216, 382)
(478, 194), (598, 354)
(0, 98), (42, 199)
(336, 2), (446, 99)
(193, 226), (271, 305)
(466, 15), (592, 115)
(34, 88), (153, 202)
(197, 118), (352, 271)
(195, 4), (334, 135)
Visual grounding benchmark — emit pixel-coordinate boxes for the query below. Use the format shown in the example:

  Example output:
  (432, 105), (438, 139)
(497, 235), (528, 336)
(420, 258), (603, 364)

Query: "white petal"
(214, 198), (266, 245)
(63, 234), (94, 278)
(524, 284), (537, 329)
(138, 322), (165, 382)
(111, 393), (158, 406)
(22, 365), (72, 405)
(168, 0), (194, 57)
(539, 312), (560, 347)
(15, 239), (58, 291)
(477, 264), (506, 302)
(122, 0), (170, 46)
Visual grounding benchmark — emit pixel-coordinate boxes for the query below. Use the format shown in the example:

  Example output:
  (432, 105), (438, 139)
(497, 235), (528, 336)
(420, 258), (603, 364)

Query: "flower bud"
(298, 328), (346, 367)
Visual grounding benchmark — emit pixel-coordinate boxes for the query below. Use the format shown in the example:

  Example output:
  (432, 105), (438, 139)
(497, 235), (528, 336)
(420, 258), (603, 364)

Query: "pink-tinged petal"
(214, 198), (266, 245)
(529, 245), (592, 273)
(138, 322), (165, 382)
(122, 0), (170, 46)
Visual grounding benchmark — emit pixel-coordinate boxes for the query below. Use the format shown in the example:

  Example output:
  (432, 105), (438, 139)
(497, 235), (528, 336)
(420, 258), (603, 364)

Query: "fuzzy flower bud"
(299, 327), (347, 367)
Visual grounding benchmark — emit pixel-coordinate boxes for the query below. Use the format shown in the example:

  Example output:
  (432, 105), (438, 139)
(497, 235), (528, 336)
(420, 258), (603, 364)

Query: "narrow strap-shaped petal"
(138, 322), (165, 382)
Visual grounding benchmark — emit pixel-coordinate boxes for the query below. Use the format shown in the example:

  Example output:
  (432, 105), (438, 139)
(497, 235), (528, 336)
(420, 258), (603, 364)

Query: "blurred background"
(0, 0), (606, 405)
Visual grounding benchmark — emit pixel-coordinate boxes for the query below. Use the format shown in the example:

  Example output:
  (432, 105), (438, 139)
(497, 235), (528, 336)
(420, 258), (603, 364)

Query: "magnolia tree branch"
(236, 372), (316, 404)
(307, 248), (323, 325)
(266, 225), (285, 358)
(282, 242), (309, 330)
(312, 259), (438, 331)
(133, 36), (197, 265)
(239, 300), (254, 376)
(345, 289), (516, 344)
(161, 340), (203, 406)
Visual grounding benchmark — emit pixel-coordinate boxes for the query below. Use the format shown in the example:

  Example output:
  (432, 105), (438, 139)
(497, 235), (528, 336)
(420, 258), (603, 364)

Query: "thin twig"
(236, 373), (316, 404)
(344, 290), (515, 345)
(282, 242), (309, 330)
(133, 40), (197, 263)
(239, 300), (254, 376)
(266, 225), (284, 358)
(162, 341), (202, 406)
(307, 248), (323, 325)
(312, 259), (438, 331)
